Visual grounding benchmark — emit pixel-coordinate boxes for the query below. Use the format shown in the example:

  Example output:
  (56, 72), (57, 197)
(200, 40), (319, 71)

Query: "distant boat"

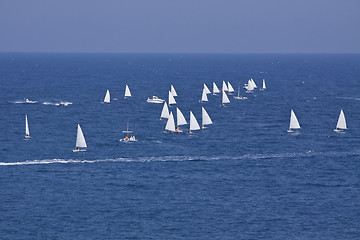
(233, 86), (248, 100)
(213, 82), (220, 95)
(222, 81), (228, 92)
(200, 88), (208, 102)
(25, 114), (30, 139)
(260, 79), (266, 90)
(164, 111), (176, 133)
(170, 84), (178, 97)
(176, 107), (187, 133)
(246, 79), (255, 93)
(287, 109), (301, 133)
(147, 96), (165, 103)
(120, 123), (137, 141)
(227, 81), (235, 94)
(201, 107), (213, 129)
(334, 109), (347, 132)
(221, 90), (230, 106)
(189, 111), (201, 133)
(168, 91), (176, 106)
(103, 90), (110, 103)
(124, 85), (131, 98)
(73, 124), (87, 152)
(160, 102), (170, 119)
(204, 83), (211, 94)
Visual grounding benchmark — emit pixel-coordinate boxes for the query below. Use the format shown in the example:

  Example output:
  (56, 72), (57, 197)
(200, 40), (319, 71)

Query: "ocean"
(1, 53), (359, 239)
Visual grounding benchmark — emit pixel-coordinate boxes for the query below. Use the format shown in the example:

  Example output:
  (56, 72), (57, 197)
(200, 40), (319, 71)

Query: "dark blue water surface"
(1, 53), (360, 239)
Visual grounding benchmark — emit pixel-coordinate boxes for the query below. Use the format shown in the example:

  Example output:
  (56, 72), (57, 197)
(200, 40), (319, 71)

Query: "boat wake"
(42, 101), (73, 106)
(1, 150), (359, 166)
(335, 97), (360, 101)
(10, 100), (38, 104)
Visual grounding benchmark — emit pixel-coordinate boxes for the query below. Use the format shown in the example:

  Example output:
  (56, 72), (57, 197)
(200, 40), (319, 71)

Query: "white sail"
(251, 78), (257, 88)
(165, 112), (176, 132)
(176, 107), (187, 126)
(262, 79), (266, 89)
(104, 90), (110, 103)
(247, 79), (254, 91)
(213, 82), (220, 95)
(289, 109), (301, 130)
(76, 124), (87, 148)
(168, 91), (176, 105)
(125, 85), (131, 97)
(25, 114), (30, 137)
(170, 84), (178, 97)
(222, 90), (230, 105)
(201, 88), (208, 102)
(189, 111), (201, 132)
(160, 102), (170, 119)
(222, 81), (228, 92)
(227, 82), (235, 93)
(202, 107), (213, 127)
(336, 109), (347, 130)
(204, 83), (211, 94)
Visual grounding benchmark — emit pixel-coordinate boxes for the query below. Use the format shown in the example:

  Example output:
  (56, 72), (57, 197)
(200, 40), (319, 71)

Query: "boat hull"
(73, 149), (87, 152)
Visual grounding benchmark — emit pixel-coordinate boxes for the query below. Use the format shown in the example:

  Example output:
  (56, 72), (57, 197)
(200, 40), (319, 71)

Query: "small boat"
(204, 83), (211, 94)
(201, 107), (213, 129)
(124, 85), (131, 98)
(168, 91), (176, 106)
(189, 111), (201, 134)
(251, 78), (257, 88)
(200, 88), (208, 102)
(222, 81), (229, 92)
(246, 79), (255, 93)
(24, 98), (37, 103)
(103, 90), (110, 103)
(25, 114), (30, 139)
(213, 82), (220, 95)
(233, 86), (248, 100)
(334, 109), (347, 132)
(170, 84), (178, 97)
(73, 124), (87, 152)
(175, 107), (187, 133)
(147, 96), (165, 103)
(160, 102), (170, 120)
(287, 109), (301, 133)
(164, 112), (176, 133)
(221, 90), (230, 106)
(227, 81), (235, 94)
(120, 123), (137, 142)
(260, 79), (266, 91)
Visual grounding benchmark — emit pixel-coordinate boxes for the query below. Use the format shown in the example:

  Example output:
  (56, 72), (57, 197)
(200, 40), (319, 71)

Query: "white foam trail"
(335, 97), (360, 101)
(10, 100), (37, 104)
(42, 101), (72, 106)
(0, 150), (359, 166)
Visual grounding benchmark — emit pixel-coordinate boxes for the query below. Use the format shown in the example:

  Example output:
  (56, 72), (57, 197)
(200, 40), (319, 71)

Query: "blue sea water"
(0, 53), (360, 239)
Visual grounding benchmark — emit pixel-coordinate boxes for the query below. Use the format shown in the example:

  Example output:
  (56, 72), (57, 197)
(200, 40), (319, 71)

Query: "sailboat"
(73, 124), (87, 152)
(103, 90), (110, 103)
(213, 82), (220, 95)
(200, 88), (208, 102)
(246, 79), (255, 93)
(24, 114), (30, 139)
(251, 78), (257, 88)
(124, 85), (131, 98)
(204, 83), (211, 94)
(189, 111), (201, 134)
(168, 91), (176, 106)
(160, 102), (170, 120)
(221, 90), (230, 106)
(334, 109), (347, 132)
(260, 79), (266, 91)
(222, 81), (228, 92)
(233, 86), (248, 100)
(164, 112), (176, 133)
(201, 107), (213, 129)
(120, 123), (136, 141)
(175, 107), (187, 133)
(287, 109), (301, 133)
(227, 81), (235, 94)
(170, 84), (178, 97)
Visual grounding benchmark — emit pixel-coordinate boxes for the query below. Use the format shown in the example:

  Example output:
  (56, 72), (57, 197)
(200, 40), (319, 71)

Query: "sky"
(0, 0), (359, 53)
